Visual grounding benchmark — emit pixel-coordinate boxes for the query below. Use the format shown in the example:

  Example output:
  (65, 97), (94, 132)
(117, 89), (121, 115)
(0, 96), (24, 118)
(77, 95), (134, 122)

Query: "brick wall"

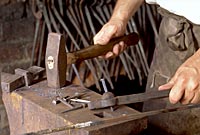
(0, 0), (34, 72)
(0, 0), (35, 134)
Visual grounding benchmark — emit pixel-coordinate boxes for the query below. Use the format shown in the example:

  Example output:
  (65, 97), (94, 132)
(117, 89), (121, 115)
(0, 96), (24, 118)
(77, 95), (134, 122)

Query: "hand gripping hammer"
(45, 32), (139, 88)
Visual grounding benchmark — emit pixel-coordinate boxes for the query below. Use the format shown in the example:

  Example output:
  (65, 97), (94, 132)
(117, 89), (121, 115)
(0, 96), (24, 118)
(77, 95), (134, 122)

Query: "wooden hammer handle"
(67, 32), (139, 64)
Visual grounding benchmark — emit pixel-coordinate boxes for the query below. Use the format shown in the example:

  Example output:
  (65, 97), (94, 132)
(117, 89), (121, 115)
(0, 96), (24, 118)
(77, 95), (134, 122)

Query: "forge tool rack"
(1, 68), (147, 135)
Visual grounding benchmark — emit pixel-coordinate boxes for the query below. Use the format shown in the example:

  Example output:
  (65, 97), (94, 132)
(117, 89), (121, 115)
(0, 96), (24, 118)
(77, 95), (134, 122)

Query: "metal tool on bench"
(2, 32), (147, 135)
(0, 31), (138, 93)
(4, 31), (200, 135)
(45, 32), (139, 113)
(52, 92), (89, 113)
(88, 90), (170, 110)
(52, 92), (86, 105)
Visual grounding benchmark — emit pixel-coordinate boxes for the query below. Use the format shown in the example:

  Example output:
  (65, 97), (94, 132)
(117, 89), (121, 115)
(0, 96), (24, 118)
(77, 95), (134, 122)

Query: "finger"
(169, 79), (185, 104)
(186, 77), (199, 92)
(104, 51), (114, 59)
(113, 44), (121, 56)
(190, 85), (200, 104)
(180, 90), (195, 105)
(119, 41), (125, 46)
(158, 81), (174, 91)
(181, 77), (199, 104)
(93, 31), (105, 44)
(191, 90), (200, 104)
(158, 76), (176, 90)
(119, 41), (127, 52)
(98, 51), (114, 59)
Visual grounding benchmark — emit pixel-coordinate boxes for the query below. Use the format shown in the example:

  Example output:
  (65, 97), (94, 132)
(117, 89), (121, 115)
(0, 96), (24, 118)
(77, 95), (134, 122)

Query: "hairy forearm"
(110, 0), (144, 23)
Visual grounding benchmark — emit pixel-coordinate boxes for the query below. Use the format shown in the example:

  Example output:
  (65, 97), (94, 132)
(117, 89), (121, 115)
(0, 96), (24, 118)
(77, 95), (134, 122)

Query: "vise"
(1, 32), (148, 135)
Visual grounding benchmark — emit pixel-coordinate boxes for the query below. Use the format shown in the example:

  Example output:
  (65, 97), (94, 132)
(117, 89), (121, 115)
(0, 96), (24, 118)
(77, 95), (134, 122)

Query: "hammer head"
(45, 33), (67, 88)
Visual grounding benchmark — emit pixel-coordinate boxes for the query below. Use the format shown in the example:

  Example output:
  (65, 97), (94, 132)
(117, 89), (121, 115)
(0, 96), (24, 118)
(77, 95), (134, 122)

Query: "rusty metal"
(45, 33), (67, 88)
(1, 66), (45, 92)
(88, 90), (170, 110)
(2, 80), (147, 135)
(23, 103), (200, 135)
(1, 2), (166, 135)
(1, 73), (25, 93)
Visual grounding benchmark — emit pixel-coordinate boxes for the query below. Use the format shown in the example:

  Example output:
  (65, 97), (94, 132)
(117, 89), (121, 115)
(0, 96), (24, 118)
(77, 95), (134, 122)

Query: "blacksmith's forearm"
(110, 0), (144, 23)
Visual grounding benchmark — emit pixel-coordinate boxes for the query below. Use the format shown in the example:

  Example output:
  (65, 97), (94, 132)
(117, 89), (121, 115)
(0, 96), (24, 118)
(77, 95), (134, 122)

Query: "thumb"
(93, 25), (117, 45)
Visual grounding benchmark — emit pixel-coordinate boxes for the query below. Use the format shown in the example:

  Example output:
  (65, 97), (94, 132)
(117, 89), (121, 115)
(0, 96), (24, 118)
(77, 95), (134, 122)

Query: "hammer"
(45, 32), (139, 88)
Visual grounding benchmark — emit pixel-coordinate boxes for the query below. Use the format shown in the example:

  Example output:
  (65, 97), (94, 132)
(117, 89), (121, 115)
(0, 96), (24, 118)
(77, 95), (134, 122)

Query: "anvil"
(1, 32), (147, 135)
